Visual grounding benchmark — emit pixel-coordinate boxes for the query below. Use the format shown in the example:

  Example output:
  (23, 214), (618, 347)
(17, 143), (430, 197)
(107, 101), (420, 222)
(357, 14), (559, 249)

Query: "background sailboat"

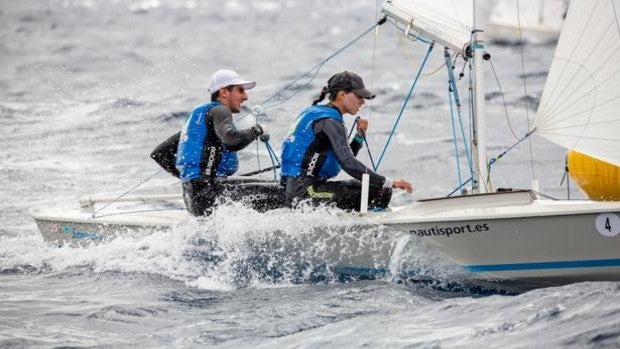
(486, 0), (568, 44)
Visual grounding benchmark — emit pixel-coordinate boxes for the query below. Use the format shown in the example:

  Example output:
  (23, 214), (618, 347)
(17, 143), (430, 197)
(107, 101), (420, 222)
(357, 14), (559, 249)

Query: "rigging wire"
(92, 169), (163, 218)
(348, 116), (377, 169)
(487, 129), (535, 184)
(445, 49), (474, 196)
(237, 17), (387, 122)
(447, 177), (473, 197)
(94, 207), (185, 219)
(374, 42), (435, 171)
(448, 83), (464, 190)
(262, 139), (281, 180)
(488, 58), (520, 140)
(516, 0), (538, 180)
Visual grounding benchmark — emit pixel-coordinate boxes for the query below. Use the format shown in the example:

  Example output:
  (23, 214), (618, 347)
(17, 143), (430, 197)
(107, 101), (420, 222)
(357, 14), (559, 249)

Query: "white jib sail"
(382, 0), (473, 53)
(535, 0), (620, 166)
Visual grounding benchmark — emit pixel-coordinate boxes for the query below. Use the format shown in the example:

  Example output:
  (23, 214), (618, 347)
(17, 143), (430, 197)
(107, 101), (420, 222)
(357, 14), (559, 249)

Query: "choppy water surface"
(1, 1), (618, 348)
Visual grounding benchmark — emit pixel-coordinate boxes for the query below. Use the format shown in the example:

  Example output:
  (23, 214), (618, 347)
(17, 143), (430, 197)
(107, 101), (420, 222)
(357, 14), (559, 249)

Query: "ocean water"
(1, 0), (618, 348)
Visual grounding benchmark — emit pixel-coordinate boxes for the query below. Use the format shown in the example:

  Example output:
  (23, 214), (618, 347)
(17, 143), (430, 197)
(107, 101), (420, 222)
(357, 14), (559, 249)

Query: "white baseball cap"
(207, 69), (256, 95)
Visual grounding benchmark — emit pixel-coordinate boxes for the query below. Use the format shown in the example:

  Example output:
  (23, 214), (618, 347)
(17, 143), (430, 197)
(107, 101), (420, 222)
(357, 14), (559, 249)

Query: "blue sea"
(2, 1), (619, 348)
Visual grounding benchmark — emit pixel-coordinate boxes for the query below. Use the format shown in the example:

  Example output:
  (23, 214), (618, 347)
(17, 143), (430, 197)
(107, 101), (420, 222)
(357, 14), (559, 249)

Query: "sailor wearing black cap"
(281, 71), (413, 211)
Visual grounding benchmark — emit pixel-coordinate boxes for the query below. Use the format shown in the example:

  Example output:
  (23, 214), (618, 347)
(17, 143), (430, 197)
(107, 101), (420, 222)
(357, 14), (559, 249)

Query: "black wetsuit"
(284, 116), (392, 211)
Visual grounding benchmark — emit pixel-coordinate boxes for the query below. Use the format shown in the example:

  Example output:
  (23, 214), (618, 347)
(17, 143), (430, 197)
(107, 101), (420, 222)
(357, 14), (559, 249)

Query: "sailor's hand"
(356, 118), (368, 137)
(255, 123), (270, 142)
(392, 179), (413, 193)
(250, 124), (265, 138)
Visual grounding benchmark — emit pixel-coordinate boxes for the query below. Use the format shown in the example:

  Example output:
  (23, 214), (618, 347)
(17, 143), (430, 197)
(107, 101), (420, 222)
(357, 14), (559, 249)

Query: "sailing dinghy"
(34, 0), (620, 284)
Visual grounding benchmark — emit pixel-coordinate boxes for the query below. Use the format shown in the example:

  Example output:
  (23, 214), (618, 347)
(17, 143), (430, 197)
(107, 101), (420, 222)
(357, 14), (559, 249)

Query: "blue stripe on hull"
(467, 258), (620, 272)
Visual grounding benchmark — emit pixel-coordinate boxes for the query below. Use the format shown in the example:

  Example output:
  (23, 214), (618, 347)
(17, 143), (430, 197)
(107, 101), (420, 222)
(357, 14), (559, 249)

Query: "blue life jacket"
(176, 102), (239, 181)
(281, 105), (343, 179)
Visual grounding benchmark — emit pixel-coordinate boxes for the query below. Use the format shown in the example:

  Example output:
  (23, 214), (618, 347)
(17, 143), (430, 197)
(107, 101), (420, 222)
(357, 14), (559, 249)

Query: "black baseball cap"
(327, 71), (375, 99)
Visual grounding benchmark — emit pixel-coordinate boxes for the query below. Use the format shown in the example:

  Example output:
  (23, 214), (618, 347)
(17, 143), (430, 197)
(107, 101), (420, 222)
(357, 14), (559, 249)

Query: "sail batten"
(535, 0), (620, 167)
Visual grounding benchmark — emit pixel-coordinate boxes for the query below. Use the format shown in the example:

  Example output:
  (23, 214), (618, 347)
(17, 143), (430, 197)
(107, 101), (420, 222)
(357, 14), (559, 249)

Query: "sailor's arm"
(320, 118), (412, 192)
(317, 118), (384, 187)
(210, 105), (262, 151)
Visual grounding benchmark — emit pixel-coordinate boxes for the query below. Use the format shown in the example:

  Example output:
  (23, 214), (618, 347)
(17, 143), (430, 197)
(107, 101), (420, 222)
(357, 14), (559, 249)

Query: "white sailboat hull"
(375, 191), (620, 282)
(34, 190), (620, 283)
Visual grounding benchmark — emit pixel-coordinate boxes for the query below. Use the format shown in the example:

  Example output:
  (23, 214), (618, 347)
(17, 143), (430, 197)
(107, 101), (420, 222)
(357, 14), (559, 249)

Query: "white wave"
(2, 201), (462, 290)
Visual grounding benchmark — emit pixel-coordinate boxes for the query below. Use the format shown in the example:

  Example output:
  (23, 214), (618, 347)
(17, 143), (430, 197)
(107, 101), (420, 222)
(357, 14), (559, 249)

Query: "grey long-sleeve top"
(210, 104), (258, 151)
(312, 118), (391, 188)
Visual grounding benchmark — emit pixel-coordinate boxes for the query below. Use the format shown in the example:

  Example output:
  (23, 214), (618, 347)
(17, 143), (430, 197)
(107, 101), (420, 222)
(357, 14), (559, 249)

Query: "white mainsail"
(382, 0), (473, 53)
(535, 0), (620, 167)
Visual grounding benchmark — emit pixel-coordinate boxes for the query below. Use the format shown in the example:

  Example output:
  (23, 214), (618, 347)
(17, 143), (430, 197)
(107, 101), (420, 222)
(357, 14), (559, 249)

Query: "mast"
(471, 0), (488, 193)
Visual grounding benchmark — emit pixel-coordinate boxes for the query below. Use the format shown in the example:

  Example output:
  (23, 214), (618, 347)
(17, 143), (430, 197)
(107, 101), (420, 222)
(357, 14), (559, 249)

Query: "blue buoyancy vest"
(281, 105), (344, 179)
(176, 102), (239, 181)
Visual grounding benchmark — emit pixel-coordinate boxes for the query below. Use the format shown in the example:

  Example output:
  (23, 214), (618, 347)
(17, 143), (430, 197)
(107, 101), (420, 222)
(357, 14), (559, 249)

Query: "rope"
(362, 137), (378, 171)
(516, 0), (537, 180)
(94, 207), (185, 219)
(374, 42), (435, 171)
(446, 53), (473, 183)
(488, 58), (519, 140)
(445, 49), (474, 194)
(348, 116), (377, 170)
(444, 49), (464, 188)
(448, 85), (464, 191)
(348, 116), (360, 138)
(487, 129), (536, 184)
(262, 139), (281, 180)
(447, 177), (473, 197)
(92, 169), (163, 217)
(240, 165), (280, 177)
(393, 23), (444, 76)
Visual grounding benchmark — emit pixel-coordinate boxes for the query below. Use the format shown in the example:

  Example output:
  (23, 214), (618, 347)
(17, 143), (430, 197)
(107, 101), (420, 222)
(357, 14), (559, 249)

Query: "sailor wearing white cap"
(172, 69), (277, 216)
